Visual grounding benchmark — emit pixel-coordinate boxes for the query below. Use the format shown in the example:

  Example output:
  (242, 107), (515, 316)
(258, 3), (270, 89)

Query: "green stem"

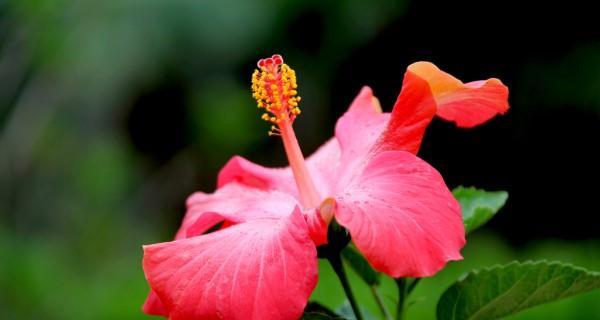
(407, 278), (421, 295)
(395, 278), (407, 320)
(371, 286), (392, 320)
(328, 254), (363, 320)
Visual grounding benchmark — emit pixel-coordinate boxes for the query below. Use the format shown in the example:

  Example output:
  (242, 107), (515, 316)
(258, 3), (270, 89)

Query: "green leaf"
(452, 186), (508, 233)
(302, 302), (346, 319)
(436, 261), (600, 320)
(342, 246), (380, 286)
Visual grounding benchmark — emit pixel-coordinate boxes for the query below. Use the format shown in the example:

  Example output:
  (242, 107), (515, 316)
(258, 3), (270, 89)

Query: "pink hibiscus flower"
(142, 55), (509, 319)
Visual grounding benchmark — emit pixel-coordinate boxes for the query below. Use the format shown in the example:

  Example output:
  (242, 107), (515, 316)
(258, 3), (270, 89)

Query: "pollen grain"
(251, 54), (302, 134)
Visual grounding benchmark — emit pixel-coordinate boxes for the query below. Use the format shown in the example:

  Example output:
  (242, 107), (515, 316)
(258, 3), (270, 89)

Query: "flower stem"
(371, 286), (392, 320)
(407, 278), (421, 295)
(327, 253), (363, 320)
(395, 278), (407, 320)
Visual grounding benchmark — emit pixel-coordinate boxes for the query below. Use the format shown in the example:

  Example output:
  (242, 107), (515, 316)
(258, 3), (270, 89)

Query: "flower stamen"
(251, 54), (302, 128)
(250, 54), (321, 209)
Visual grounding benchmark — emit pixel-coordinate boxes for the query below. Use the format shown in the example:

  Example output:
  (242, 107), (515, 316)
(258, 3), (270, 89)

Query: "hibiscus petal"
(142, 290), (169, 316)
(376, 68), (437, 155)
(181, 183), (327, 245)
(303, 138), (342, 196)
(408, 61), (509, 128)
(177, 182), (299, 239)
(144, 183), (305, 314)
(217, 138), (341, 198)
(377, 61), (509, 155)
(217, 156), (297, 195)
(335, 86), (389, 160)
(335, 151), (465, 278)
(143, 208), (318, 320)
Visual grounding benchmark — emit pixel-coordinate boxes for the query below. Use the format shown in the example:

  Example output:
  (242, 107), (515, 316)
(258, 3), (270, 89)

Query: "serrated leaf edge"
(440, 260), (600, 320)
(453, 260), (600, 283)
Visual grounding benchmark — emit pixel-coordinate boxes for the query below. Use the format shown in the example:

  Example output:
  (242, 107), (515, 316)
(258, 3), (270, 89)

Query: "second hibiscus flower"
(142, 55), (509, 320)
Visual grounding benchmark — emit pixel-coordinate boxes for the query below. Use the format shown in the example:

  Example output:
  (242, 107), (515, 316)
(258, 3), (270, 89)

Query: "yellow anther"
(251, 55), (303, 128)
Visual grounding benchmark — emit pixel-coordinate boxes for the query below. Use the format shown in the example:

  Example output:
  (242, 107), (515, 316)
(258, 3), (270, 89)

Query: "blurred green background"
(1, 0), (598, 319)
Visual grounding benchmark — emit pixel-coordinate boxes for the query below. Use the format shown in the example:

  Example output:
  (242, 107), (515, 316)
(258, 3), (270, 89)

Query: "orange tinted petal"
(408, 62), (509, 128)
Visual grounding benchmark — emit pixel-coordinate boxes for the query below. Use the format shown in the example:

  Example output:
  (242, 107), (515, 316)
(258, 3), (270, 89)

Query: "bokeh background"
(1, 0), (599, 319)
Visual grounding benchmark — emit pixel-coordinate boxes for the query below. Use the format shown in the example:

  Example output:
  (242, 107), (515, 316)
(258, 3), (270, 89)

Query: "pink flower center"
(251, 54), (321, 209)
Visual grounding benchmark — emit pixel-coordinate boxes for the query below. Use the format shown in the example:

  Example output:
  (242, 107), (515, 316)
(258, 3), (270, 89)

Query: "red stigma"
(272, 54), (283, 65)
(257, 54), (284, 70)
